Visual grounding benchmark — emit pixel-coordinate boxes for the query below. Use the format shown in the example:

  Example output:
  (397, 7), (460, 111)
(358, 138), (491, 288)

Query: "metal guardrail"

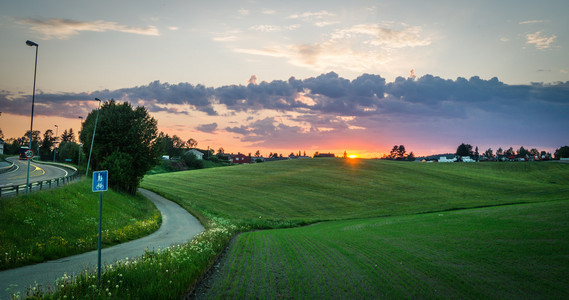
(0, 160), (80, 198)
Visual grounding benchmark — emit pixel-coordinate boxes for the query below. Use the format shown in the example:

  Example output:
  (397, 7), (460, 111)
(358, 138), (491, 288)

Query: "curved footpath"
(0, 188), (204, 299)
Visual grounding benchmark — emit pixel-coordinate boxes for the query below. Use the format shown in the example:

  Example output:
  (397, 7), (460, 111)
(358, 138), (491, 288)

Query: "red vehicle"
(19, 147), (32, 160)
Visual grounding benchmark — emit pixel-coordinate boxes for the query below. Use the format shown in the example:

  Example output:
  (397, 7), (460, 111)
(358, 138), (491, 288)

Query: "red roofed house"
(230, 153), (250, 164)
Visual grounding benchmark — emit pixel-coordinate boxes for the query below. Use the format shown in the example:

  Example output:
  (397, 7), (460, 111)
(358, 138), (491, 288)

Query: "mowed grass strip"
(197, 200), (569, 299)
(0, 179), (161, 270)
(142, 159), (569, 226)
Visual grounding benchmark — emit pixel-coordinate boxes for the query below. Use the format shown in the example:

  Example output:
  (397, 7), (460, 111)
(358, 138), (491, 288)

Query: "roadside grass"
(0, 179), (161, 270)
(33, 159), (569, 298)
(39, 214), (236, 300)
(198, 200), (569, 299)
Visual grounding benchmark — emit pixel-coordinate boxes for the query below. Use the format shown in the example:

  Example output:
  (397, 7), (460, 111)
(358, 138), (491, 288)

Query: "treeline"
(1, 128), (83, 163)
(381, 145), (416, 161)
(455, 143), (569, 160)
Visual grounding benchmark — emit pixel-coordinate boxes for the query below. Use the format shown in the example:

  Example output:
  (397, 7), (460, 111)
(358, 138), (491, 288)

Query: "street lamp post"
(25, 40), (38, 195)
(53, 124), (58, 162)
(86, 98), (101, 176)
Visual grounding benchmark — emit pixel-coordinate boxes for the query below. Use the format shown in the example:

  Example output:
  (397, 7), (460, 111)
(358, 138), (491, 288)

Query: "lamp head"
(26, 40), (38, 47)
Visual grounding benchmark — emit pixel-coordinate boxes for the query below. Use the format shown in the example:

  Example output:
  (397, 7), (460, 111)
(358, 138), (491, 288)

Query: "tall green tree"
(60, 128), (75, 142)
(554, 146), (569, 159)
(455, 143), (473, 157)
(80, 100), (160, 194)
(397, 145), (406, 159)
(156, 133), (186, 157)
(186, 138), (198, 149)
(518, 146), (530, 157)
(57, 141), (81, 163)
(39, 129), (55, 160)
(21, 130), (41, 152)
(504, 147), (515, 156)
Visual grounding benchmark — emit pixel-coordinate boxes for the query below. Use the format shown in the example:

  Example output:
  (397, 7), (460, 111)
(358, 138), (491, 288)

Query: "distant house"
(230, 153), (250, 164)
(314, 153), (335, 158)
(186, 149), (204, 160)
(0, 139), (4, 155)
(438, 156), (457, 163)
(462, 156), (476, 162)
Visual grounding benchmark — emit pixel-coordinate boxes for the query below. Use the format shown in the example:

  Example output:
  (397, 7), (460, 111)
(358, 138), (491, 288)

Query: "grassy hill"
(0, 179), (160, 270)
(142, 159), (569, 226)
(197, 200), (569, 299)
(141, 159), (569, 299)
(41, 159), (568, 298)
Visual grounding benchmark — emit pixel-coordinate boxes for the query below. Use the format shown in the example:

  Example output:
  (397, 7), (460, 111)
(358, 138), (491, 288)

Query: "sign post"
(24, 149), (34, 159)
(92, 170), (108, 286)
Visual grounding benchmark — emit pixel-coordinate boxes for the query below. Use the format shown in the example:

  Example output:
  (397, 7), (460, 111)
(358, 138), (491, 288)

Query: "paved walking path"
(0, 188), (204, 299)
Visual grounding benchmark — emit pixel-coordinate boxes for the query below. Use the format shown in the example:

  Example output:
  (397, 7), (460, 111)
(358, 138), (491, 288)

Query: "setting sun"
(348, 154), (359, 159)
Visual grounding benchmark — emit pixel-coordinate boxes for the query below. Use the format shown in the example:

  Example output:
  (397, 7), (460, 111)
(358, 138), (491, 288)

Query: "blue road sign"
(92, 170), (108, 192)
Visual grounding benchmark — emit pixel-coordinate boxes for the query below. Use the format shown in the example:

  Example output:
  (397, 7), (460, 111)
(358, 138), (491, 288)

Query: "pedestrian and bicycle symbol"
(25, 149), (34, 159)
(92, 170), (108, 192)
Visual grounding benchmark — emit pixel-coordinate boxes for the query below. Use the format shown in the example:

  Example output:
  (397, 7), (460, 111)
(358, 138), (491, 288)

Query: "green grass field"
(197, 200), (569, 299)
(142, 159), (569, 225)
(0, 179), (160, 270)
(141, 159), (569, 299)
(33, 159), (568, 299)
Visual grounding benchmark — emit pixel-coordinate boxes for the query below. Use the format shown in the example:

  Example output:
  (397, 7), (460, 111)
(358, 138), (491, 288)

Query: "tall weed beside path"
(0, 179), (160, 270)
(44, 214), (237, 299)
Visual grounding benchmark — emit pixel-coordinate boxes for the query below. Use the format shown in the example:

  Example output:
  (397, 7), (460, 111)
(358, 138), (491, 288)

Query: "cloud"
(519, 20), (548, 25)
(330, 24), (431, 48)
(526, 31), (557, 50)
(249, 25), (282, 32)
(2, 73), (567, 152)
(288, 11), (335, 20)
(18, 18), (159, 39)
(287, 10), (338, 27)
(262, 9), (276, 15)
(213, 35), (239, 42)
(247, 75), (258, 85)
(225, 117), (304, 145)
(238, 8), (249, 15)
(196, 122), (218, 133)
(233, 23), (430, 72)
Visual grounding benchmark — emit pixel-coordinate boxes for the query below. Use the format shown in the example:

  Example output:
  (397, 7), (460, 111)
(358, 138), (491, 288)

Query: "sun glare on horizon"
(348, 154), (359, 159)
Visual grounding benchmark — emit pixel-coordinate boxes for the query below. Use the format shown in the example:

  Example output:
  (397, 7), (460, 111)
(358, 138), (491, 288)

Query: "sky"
(1, 0), (568, 158)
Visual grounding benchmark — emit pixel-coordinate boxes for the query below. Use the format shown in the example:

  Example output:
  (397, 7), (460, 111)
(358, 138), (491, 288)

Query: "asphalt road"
(0, 157), (69, 188)
(0, 188), (204, 299)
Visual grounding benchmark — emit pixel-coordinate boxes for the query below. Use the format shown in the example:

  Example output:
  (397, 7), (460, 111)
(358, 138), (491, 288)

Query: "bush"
(182, 153), (205, 170)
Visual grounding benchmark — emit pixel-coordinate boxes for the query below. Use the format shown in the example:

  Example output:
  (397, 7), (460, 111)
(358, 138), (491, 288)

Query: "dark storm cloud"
(225, 117), (304, 145)
(0, 81), (217, 117)
(196, 122), (218, 133)
(0, 89), (95, 118)
(2, 73), (568, 139)
(215, 79), (305, 112)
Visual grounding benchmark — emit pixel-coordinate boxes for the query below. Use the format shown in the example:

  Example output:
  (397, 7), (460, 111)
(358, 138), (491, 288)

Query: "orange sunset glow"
(0, 2), (567, 159)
